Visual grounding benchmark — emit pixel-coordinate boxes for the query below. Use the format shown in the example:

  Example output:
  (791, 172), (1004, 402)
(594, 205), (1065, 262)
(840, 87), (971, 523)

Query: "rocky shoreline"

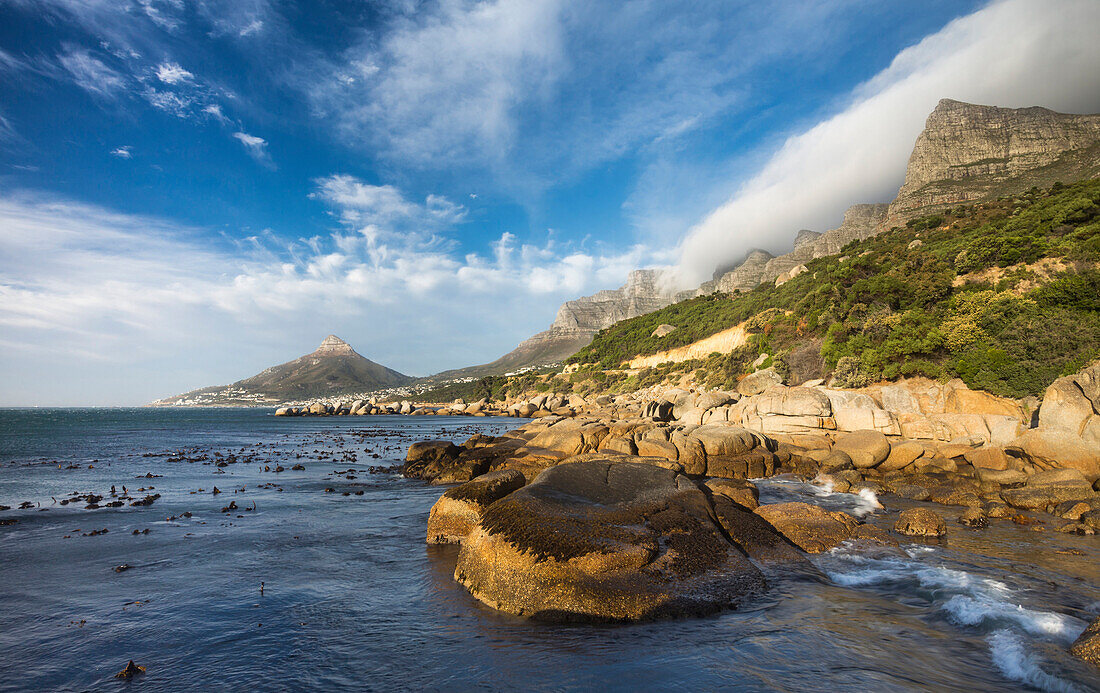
(387, 361), (1100, 666)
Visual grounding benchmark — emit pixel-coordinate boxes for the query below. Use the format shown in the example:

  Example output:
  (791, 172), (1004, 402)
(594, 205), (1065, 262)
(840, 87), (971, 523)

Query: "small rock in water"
(114, 564), (132, 573)
(957, 507), (987, 528)
(115, 660), (146, 679)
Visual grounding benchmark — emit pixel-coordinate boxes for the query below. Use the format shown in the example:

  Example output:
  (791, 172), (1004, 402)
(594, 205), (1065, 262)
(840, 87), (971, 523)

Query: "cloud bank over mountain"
(671, 0), (1100, 286)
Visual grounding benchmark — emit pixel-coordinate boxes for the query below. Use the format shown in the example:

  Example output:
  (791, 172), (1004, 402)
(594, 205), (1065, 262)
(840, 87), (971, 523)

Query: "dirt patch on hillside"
(627, 323), (750, 369)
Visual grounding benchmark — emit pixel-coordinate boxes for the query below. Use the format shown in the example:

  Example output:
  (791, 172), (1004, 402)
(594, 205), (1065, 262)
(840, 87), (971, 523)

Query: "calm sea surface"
(0, 408), (1098, 692)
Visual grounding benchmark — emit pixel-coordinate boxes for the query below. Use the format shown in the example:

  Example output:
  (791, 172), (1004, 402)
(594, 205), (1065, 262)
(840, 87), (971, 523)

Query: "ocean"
(0, 408), (1098, 692)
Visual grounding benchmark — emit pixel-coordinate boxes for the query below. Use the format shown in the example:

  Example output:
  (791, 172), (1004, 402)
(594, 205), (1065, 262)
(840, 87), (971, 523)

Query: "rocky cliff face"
(698, 203), (888, 298)
(888, 98), (1100, 220)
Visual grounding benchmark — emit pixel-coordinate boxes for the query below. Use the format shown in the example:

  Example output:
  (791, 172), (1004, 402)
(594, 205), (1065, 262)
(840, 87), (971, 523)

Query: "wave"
(819, 545), (1089, 692)
(988, 630), (1086, 693)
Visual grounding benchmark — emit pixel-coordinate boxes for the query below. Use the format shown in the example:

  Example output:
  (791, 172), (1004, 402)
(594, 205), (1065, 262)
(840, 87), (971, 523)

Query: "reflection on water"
(0, 409), (1097, 692)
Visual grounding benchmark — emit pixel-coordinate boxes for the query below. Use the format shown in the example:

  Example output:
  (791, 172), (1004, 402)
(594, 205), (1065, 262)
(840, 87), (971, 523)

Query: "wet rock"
(893, 507), (946, 537)
(1070, 615), (1100, 667)
(115, 660), (146, 679)
(754, 502), (894, 553)
(427, 470), (526, 545)
(709, 495), (807, 565)
(114, 564), (133, 573)
(454, 461), (766, 622)
(957, 507), (988, 528)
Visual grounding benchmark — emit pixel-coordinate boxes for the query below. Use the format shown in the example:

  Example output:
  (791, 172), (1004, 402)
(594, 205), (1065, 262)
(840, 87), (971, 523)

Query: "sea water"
(0, 408), (1098, 692)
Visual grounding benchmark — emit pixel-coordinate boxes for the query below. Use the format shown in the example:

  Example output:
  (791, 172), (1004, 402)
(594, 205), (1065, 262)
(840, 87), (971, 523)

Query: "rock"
(704, 478), (760, 510)
(1001, 468), (1096, 510)
(453, 461), (767, 621)
(1070, 615), (1100, 667)
(651, 324), (677, 338)
(751, 386), (832, 417)
(943, 388), (1023, 419)
(737, 369), (782, 397)
(958, 507), (988, 528)
(1039, 361), (1100, 437)
(115, 661), (146, 679)
(833, 430), (890, 469)
(709, 495), (807, 564)
(963, 447), (1011, 471)
(696, 390), (736, 411)
(893, 508), (946, 537)
(879, 442), (924, 471)
(427, 470), (526, 545)
(642, 400), (674, 421)
(1011, 429), (1100, 482)
(274, 407), (291, 416)
(403, 441), (461, 480)
(754, 502), (894, 553)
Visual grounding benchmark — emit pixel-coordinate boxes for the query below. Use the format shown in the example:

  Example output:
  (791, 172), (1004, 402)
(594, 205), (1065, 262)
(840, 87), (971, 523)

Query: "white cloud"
(232, 131), (274, 168)
(202, 103), (230, 123)
(110, 145), (133, 158)
(672, 0), (1100, 286)
(313, 0), (568, 165)
(154, 61), (193, 84)
(312, 174), (467, 228)
(0, 187), (665, 404)
(239, 19), (263, 36)
(57, 46), (126, 97)
(309, 0), (854, 190)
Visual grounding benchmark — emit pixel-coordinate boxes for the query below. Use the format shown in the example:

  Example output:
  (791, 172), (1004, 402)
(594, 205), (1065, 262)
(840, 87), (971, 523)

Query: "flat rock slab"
(454, 461), (768, 622)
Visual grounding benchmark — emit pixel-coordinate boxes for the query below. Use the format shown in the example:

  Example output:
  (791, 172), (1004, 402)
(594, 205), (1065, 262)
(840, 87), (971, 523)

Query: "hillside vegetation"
(567, 179), (1100, 399)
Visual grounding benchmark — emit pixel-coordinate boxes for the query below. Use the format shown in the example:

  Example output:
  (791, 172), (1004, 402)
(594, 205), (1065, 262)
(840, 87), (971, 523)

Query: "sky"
(1, 0), (1099, 405)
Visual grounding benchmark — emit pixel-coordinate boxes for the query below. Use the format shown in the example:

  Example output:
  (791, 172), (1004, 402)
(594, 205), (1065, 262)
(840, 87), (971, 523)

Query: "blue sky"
(1, 0), (1099, 405)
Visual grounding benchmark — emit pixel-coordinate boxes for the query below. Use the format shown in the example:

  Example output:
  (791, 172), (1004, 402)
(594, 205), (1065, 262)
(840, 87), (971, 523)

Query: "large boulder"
(833, 430), (891, 469)
(1039, 361), (1100, 438)
(893, 508), (946, 537)
(737, 369), (783, 396)
(453, 461), (767, 621)
(1010, 429), (1100, 482)
(405, 440), (460, 470)
(754, 502), (894, 553)
(750, 386), (831, 417)
(426, 470), (526, 544)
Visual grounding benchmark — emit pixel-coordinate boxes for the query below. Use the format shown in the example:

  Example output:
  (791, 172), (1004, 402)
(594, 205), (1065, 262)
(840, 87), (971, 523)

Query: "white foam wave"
(944, 595), (1081, 642)
(988, 630), (1085, 693)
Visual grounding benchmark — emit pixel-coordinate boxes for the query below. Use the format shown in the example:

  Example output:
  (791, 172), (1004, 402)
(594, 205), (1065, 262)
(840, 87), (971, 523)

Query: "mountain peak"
(315, 335), (354, 355)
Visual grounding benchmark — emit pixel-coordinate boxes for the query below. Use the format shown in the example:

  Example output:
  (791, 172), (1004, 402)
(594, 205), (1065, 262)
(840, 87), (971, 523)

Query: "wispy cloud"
(110, 145), (133, 158)
(308, 0), (855, 191)
(232, 131), (274, 169)
(57, 46), (126, 97)
(672, 0), (1100, 286)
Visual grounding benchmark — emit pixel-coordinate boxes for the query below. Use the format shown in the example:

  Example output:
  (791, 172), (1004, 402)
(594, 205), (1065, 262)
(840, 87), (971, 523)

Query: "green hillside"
(568, 179), (1100, 398)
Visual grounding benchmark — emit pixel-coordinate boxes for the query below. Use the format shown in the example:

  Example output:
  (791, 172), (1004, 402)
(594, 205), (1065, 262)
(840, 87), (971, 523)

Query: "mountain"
(428, 270), (682, 381)
(887, 98), (1100, 223)
(155, 335), (414, 405)
(567, 175), (1100, 398)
